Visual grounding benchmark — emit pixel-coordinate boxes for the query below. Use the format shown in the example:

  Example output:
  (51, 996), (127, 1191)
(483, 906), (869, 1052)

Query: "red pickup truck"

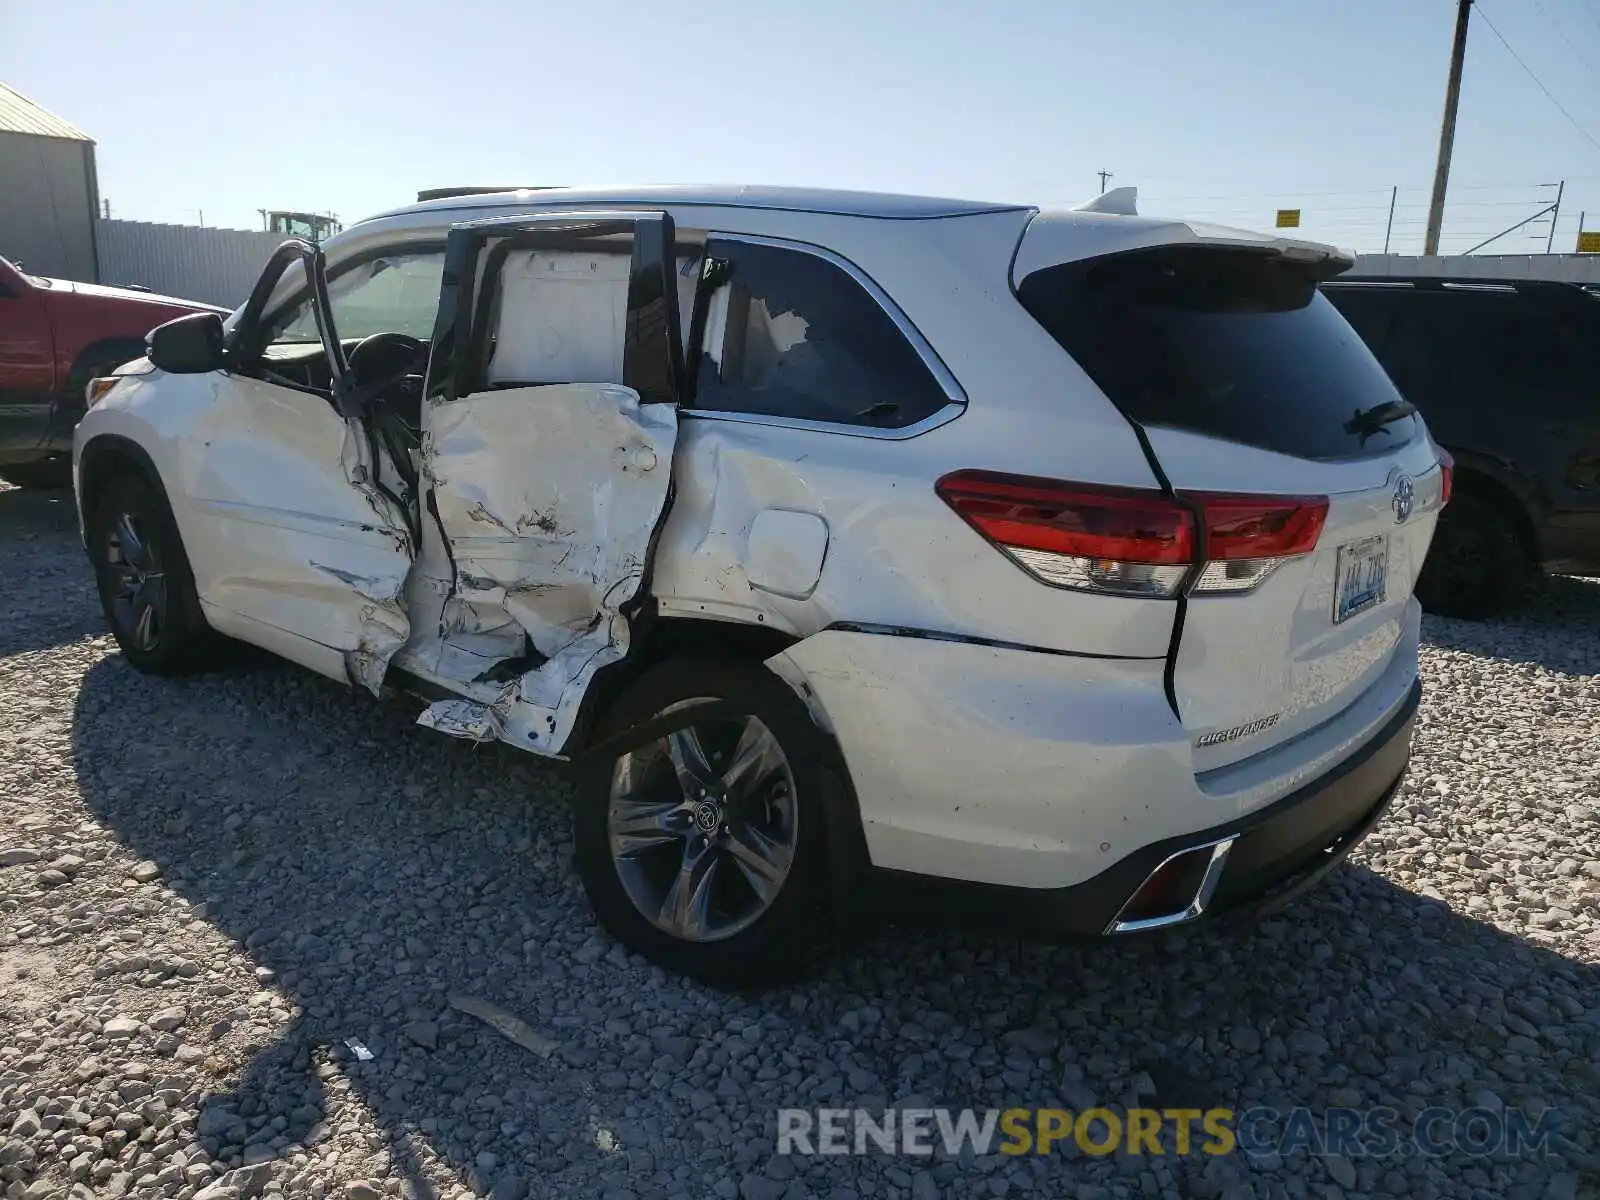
(0, 255), (227, 488)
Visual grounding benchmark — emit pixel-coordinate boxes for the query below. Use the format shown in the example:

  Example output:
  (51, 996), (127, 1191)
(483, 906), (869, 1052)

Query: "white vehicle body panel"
(176, 372), (414, 692)
(651, 416), (1176, 656)
(403, 383), (675, 755)
(768, 610), (1419, 888)
(74, 185), (1441, 904)
(1148, 428), (1444, 772)
(1009, 209), (1442, 779)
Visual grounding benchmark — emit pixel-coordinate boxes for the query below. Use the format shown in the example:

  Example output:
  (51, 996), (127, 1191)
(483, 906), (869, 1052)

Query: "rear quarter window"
(1018, 247), (1416, 460)
(688, 238), (952, 429)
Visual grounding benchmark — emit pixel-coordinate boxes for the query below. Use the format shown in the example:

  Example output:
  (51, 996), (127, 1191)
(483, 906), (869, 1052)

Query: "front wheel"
(87, 472), (219, 673)
(573, 659), (840, 988)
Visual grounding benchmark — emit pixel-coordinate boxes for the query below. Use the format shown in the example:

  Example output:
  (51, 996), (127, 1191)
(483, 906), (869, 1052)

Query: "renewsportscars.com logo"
(777, 1106), (1560, 1159)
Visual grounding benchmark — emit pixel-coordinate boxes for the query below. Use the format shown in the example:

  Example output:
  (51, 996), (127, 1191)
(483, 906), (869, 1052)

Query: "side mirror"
(148, 312), (225, 374)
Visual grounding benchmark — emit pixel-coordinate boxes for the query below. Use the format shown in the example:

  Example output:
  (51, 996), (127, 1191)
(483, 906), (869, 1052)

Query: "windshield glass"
(273, 252), (444, 344)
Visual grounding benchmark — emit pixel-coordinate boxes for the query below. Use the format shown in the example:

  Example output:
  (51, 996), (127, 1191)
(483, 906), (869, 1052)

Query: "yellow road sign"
(1275, 209), (1301, 229)
(1577, 231), (1600, 253)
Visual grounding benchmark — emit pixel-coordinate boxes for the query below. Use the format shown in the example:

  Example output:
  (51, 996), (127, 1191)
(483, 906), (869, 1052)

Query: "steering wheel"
(346, 332), (428, 396)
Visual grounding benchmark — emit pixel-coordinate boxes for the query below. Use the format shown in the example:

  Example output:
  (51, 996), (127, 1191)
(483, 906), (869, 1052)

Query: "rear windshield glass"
(1017, 246), (1416, 460)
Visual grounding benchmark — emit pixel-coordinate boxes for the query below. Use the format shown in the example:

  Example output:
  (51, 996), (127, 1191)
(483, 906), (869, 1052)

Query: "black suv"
(1323, 276), (1600, 617)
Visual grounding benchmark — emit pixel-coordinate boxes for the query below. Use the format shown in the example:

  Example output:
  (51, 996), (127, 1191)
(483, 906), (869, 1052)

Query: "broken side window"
(689, 239), (950, 430)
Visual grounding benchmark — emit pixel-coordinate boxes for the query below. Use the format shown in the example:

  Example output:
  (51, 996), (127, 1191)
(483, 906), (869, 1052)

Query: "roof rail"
(414, 186), (557, 203)
(1336, 274), (1588, 293)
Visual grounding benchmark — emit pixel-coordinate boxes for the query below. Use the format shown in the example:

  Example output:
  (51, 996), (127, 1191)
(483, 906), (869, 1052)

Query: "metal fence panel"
(1351, 253), (1600, 284)
(94, 219), (283, 308)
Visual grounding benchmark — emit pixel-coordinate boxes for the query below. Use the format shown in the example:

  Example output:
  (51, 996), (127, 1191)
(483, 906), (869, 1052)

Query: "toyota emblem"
(693, 800), (722, 834)
(1392, 474), (1415, 524)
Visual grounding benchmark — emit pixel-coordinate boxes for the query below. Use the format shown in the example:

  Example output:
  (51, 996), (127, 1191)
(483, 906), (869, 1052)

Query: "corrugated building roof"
(0, 82), (92, 141)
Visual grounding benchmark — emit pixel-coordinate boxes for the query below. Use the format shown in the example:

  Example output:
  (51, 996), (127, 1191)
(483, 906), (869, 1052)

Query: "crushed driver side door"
(401, 211), (685, 757)
(181, 239), (417, 692)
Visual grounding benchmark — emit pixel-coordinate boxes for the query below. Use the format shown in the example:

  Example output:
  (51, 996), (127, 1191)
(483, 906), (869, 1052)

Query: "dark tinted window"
(689, 239), (950, 428)
(1322, 286), (1446, 405)
(1423, 290), (1600, 394)
(1320, 285), (1399, 349)
(1330, 284), (1600, 406)
(1018, 247), (1416, 460)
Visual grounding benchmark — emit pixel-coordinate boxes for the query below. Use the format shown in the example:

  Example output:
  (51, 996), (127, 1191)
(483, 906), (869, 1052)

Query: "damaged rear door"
(402, 211), (684, 756)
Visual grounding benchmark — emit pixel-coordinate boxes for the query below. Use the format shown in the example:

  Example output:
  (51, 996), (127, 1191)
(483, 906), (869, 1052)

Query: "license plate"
(1334, 535), (1388, 623)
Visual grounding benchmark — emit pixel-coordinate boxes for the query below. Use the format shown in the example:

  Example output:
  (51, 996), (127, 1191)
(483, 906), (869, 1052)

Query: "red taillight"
(1189, 493), (1329, 559)
(936, 470), (1327, 598)
(1438, 449), (1454, 508)
(935, 471), (1194, 561)
(936, 471), (1196, 598)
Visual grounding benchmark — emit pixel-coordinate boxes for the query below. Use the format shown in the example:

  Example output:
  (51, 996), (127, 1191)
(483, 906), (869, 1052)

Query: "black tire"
(1415, 491), (1531, 619)
(87, 471), (220, 673)
(572, 658), (841, 988)
(0, 458), (72, 490)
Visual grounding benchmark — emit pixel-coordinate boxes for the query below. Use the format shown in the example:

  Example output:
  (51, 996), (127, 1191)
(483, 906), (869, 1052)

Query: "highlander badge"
(1196, 712), (1282, 748)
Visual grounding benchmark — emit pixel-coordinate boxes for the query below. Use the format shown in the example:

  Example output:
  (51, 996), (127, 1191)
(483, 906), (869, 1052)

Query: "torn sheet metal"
(416, 698), (503, 743)
(326, 420), (415, 694)
(399, 586), (530, 685)
(418, 382), (678, 756)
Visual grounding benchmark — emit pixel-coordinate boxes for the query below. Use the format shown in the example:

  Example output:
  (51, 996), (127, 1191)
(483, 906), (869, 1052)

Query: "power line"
(1144, 197), (1557, 212)
(1571, 0), (1600, 46)
(1475, 2), (1600, 155)
(1135, 181), (1559, 203)
(1530, 0), (1600, 77)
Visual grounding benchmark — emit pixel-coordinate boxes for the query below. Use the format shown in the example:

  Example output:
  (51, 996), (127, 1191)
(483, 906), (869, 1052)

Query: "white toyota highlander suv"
(73, 185), (1447, 985)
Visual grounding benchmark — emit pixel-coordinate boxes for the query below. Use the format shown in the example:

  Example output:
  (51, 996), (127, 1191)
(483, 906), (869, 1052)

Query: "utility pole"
(1097, 169), (1113, 194)
(1424, 0), (1472, 256)
(1545, 180), (1565, 252)
(1383, 186), (1398, 254)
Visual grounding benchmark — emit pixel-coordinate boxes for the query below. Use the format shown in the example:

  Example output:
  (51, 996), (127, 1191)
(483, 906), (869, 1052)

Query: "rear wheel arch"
(1416, 472), (1538, 618)
(1448, 465), (1540, 565)
(565, 615), (801, 757)
(565, 618), (872, 927)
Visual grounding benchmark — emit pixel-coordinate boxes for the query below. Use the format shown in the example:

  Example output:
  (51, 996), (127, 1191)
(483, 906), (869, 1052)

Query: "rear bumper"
(771, 612), (1421, 891)
(867, 676), (1419, 937)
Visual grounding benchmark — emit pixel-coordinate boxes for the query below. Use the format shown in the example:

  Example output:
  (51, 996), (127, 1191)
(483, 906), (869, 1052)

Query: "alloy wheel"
(104, 511), (167, 652)
(607, 708), (798, 943)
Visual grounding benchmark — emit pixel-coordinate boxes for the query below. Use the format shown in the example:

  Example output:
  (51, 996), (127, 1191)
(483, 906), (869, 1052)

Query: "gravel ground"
(1, 478), (1597, 1200)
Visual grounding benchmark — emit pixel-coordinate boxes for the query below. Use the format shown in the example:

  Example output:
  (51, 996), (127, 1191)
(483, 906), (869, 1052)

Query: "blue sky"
(5, 0), (1600, 254)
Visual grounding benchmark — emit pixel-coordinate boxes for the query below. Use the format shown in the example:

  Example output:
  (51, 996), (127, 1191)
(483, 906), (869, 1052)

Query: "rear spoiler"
(1014, 206), (1354, 285)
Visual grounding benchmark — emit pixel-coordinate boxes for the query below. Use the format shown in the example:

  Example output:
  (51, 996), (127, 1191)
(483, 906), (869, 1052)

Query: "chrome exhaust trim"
(1103, 836), (1237, 935)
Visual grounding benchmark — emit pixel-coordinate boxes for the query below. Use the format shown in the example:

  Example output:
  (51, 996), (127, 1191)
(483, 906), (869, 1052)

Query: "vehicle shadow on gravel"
(1423, 574), (1600, 676)
(68, 650), (1600, 1198)
(0, 484), (104, 657)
